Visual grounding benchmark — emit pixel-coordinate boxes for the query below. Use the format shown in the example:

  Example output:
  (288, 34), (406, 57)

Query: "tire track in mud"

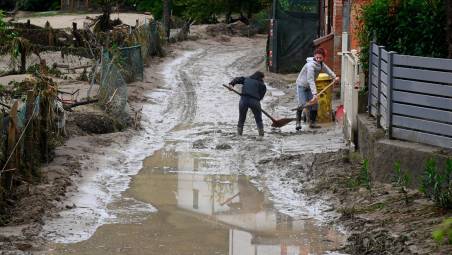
(164, 40), (266, 131)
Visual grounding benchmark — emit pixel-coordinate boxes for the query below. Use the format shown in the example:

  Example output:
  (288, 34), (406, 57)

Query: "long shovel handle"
(222, 84), (277, 122)
(222, 84), (242, 96)
(291, 80), (336, 111)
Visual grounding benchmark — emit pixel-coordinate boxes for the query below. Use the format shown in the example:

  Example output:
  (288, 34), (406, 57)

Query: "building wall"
(317, 0), (343, 76)
(349, 0), (371, 50)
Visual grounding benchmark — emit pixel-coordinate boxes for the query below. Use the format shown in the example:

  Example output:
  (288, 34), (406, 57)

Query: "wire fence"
(0, 19), (182, 209)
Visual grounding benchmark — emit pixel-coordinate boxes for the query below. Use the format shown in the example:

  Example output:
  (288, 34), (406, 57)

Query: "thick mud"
(40, 36), (349, 254)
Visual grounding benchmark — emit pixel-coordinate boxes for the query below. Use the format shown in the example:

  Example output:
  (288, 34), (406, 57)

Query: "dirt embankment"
(0, 51), (165, 255)
(258, 149), (452, 255)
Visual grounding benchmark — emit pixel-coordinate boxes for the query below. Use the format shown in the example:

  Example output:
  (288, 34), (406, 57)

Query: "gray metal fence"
(368, 42), (452, 149)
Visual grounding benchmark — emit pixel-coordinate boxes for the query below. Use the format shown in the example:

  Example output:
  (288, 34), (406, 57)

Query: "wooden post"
(25, 90), (36, 178)
(40, 59), (48, 76)
(5, 101), (19, 190)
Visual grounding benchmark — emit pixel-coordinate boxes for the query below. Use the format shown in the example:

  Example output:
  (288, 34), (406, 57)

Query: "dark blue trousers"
(238, 97), (263, 129)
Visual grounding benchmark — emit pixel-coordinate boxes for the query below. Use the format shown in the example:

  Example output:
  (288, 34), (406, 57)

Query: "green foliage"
(26, 64), (62, 78)
(250, 8), (269, 33)
(16, 0), (60, 11)
(0, 10), (16, 47)
(432, 218), (452, 245)
(357, 0), (447, 74)
(124, 0), (271, 23)
(348, 159), (372, 192)
(126, 0), (164, 20)
(421, 158), (452, 208)
(392, 161), (411, 205)
(279, 0), (317, 13)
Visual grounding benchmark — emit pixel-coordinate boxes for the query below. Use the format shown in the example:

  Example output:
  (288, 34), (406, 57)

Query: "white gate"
(340, 32), (361, 144)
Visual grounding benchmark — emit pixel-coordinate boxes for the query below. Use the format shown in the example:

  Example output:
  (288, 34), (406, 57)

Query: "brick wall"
(316, 0), (344, 76)
(350, 0), (371, 50)
(314, 33), (335, 70)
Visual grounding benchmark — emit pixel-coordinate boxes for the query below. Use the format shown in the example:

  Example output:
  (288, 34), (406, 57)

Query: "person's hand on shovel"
(308, 95), (319, 105)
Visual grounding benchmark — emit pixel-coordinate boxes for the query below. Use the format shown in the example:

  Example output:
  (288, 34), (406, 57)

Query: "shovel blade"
(271, 118), (296, 128)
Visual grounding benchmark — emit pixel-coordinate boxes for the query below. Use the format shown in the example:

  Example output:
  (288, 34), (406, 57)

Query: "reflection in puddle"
(53, 145), (345, 254)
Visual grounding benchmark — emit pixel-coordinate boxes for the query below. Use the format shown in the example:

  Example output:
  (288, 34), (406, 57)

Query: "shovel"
(291, 80), (336, 111)
(222, 84), (295, 128)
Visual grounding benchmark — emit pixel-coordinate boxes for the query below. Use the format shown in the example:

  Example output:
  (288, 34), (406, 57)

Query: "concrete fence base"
(357, 114), (452, 188)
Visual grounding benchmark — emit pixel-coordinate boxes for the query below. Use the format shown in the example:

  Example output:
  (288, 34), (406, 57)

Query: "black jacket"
(229, 76), (266, 101)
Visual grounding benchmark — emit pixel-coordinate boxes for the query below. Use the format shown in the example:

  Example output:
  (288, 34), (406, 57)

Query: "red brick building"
(315, 0), (371, 75)
(315, 0), (343, 75)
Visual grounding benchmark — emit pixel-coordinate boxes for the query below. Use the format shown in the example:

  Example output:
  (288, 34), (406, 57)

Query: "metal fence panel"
(392, 128), (452, 149)
(393, 67), (452, 84)
(393, 79), (452, 97)
(369, 42), (452, 148)
(394, 54), (452, 71)
(393, 103), (452, 124)
(393, 91), (452, 110)
(99, 50), (129, 123)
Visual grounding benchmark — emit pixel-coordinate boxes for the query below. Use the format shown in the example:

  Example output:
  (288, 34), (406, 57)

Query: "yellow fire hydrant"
(315, 73), (333, 123)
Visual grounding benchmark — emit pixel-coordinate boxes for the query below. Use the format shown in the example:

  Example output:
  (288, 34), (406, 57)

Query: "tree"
(163, 0), (170, 41)
(93, 0), (119, 31)
(15, 0), (60, 11)
(446, 0), (452, 58)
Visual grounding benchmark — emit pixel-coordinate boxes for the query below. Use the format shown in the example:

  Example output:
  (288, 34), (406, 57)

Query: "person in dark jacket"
(228, 71), (267, 136)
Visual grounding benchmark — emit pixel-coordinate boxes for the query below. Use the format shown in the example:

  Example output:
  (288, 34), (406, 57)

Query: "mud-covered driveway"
(43, 36), (348, 254)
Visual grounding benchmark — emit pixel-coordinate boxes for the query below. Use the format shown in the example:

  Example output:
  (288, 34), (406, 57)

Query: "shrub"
(250, 8), (270, 34)
(433, 218), (452, 245)
(420, 158), (452, 208)
(392, 161), (411, 204)
(357, 0), (447, 73)
(16, 0), (60, 11)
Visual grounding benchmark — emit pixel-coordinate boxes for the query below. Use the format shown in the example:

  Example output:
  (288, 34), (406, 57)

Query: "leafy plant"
(348, 159), (372, 193)
(421, 158), (452, 208)
(432, 218), (452, 245)
(16, 0), (60, 11)
(360, 159), (371, 192)
(357, 0), (447, 75)
(392, 161), (411, 205)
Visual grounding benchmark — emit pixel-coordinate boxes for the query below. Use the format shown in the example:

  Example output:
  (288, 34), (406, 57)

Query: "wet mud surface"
(42, 35), (349, 254)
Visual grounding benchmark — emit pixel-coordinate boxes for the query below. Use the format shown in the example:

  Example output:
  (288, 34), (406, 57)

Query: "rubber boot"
(309, 110), (321, 129)
(296, 110), (302, 130)
(295, 120), (301, 131)
(258, 128), (264, 137)
(237, 126), (243, 136)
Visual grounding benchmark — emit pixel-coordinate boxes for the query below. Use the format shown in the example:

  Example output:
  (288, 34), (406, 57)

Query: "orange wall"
(350, 0), (371, 50)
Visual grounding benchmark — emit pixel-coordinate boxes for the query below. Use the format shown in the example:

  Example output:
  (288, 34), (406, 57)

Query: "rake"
(222, 84), (295, 128)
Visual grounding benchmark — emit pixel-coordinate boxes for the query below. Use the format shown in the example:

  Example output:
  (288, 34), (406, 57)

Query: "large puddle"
(51, 143), (345, 254)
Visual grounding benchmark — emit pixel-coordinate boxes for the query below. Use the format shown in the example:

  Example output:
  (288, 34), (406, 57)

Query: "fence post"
(5, 101), (19, 190)
(368, 41), (374, 116)
(25, 90), (35, 178)
(376, 46), (384, 128)
(341, 32), (348, 102)
(387, 51), (395, 139)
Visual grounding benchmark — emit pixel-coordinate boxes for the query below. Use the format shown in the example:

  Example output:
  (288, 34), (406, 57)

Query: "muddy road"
(41, 36), (348, 254)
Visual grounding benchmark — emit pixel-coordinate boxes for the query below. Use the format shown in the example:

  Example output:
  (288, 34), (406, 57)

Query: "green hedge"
(358, 0), (447, 74)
